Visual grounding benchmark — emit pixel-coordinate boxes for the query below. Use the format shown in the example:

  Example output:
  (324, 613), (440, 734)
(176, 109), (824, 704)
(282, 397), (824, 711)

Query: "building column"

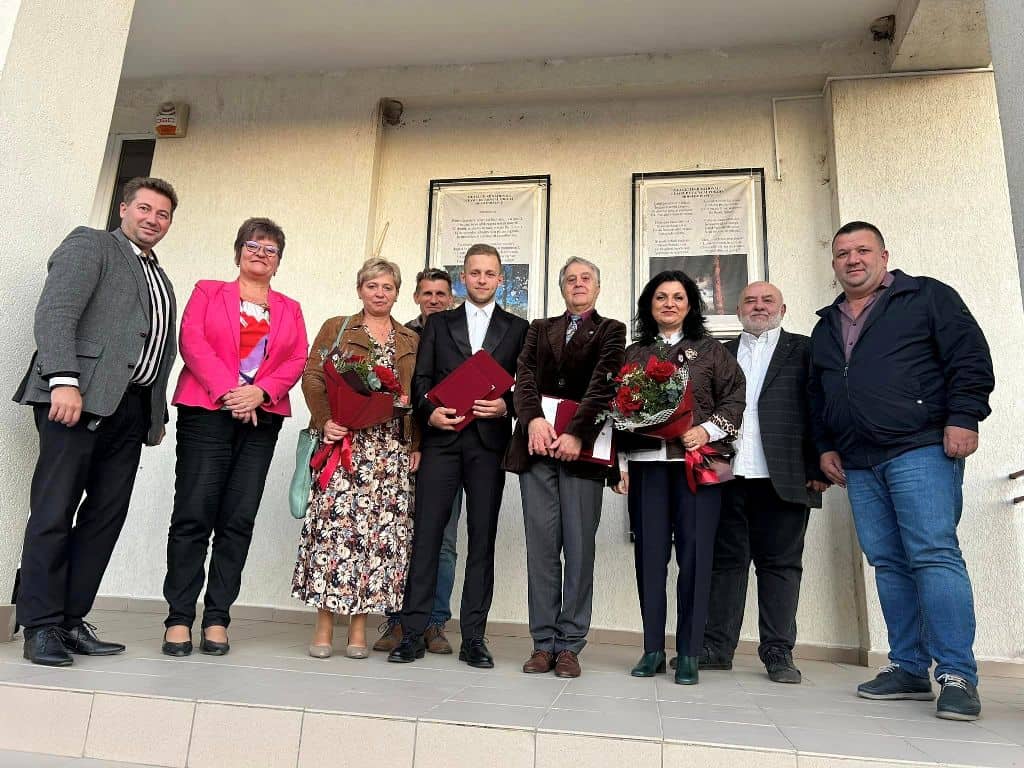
(826, 72), (1024, 669)
(985, 0), (1024, 298)
(0, 0), (136, 641)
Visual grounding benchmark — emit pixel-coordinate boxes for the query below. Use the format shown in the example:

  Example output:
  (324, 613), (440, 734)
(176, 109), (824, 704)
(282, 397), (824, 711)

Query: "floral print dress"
(291, 330), (414, 615)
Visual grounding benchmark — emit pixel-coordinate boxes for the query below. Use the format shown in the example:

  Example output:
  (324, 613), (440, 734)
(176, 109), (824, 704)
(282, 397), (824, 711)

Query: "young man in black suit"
(389, 244), (529, 668)
(699, 282), (829, 682)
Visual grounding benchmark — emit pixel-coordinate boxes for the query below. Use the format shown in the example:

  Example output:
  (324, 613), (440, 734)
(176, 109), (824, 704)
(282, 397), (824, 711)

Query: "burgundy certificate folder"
(542, 396), (615, 466)
(426, 350), (515, 432)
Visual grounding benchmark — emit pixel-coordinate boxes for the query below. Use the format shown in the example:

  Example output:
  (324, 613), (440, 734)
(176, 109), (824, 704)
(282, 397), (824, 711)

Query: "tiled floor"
(1, 610), (1022, 767)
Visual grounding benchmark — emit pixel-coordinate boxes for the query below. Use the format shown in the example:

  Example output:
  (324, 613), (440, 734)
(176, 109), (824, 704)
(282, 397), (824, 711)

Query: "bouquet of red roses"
(599, 344), (732, 491)
(601, 347), (693, 440)
(310, 345), (409, 489)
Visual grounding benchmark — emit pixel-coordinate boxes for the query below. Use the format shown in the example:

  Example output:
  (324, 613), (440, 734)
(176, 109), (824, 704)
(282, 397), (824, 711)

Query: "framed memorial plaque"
(426, 175), (550, 321)
(632, 169), (768, 338)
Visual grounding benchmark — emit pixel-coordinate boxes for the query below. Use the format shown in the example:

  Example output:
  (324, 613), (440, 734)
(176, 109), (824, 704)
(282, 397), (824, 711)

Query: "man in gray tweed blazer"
(698, 281), (829, 683)
(13, 177), (179, 666)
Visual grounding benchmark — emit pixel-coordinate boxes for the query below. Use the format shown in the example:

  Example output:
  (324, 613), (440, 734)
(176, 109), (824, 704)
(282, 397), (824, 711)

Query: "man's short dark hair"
(122, 177), (178, 214)
(464, 243), (501, 265)
(234, 217), (286, 264)
(833, 221), (885, 251)
(414, 268), (452, 293)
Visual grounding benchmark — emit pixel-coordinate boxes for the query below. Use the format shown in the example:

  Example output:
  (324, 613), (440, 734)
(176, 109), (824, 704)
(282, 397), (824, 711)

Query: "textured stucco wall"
(985, 0), (1024, 302)
(0, 0), (135, 610)
(99, 73), (863, 651)
(829, 73), (1024, 663)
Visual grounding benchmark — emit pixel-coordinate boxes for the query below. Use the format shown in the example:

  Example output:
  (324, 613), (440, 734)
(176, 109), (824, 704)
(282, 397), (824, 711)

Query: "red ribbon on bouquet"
(309, 436), (354, 491)
(684, 445), (734, 493)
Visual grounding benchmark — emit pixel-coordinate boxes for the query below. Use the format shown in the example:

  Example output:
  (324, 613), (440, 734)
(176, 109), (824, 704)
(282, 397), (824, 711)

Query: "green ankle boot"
(674, 655), (699, 685)
(630, 651), (666, 677)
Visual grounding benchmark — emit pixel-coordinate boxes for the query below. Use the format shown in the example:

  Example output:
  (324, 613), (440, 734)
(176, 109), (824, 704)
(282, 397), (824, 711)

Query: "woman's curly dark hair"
(633, 270), (709, 343)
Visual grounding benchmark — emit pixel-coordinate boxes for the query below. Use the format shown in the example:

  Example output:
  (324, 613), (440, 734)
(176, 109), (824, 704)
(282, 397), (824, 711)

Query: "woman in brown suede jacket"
(291, 258), (420, 660)
(613, 270), (745, 685)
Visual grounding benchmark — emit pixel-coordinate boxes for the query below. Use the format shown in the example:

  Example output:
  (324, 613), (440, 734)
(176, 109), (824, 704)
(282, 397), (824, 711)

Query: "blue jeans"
(390, 486), (462, 627)
(846, 444), (977, 684)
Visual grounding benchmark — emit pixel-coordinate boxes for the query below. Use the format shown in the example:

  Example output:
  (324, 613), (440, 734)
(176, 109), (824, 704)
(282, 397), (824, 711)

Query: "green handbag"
(288, 315), (351, 519)
(288, 429), (317, 519)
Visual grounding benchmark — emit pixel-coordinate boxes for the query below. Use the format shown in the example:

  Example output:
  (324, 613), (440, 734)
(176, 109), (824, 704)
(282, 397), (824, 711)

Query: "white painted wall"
(0, 0), (21, 76)
(828, 72), (1024, 663)
(0, 0), (136, 608)
(102, 71), (863, 652)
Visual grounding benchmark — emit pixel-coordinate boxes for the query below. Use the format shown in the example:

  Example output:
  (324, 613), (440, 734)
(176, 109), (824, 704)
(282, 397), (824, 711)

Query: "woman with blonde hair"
(291, 258), (420, 658)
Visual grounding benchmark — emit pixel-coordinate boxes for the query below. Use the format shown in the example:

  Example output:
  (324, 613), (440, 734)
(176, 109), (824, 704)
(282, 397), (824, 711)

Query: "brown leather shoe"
(372, 621), (402, 652)
(523, 649), (556, 674)
(554, 650), (581, 678)
(424, 625), (453, 654)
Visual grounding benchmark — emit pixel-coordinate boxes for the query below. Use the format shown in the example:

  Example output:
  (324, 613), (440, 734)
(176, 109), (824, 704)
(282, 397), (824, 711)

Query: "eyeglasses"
(244, 241), (280, 257)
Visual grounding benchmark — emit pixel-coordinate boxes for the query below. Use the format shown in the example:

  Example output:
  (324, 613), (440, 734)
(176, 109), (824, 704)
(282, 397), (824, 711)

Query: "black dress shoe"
(459, 637), (494, 669)
(200, 631), (230, 656)
(63, 622), (125, 655)
(162, 630), (193, 657)
(24, 626), (73, 667)
(388, 633), (425, 663)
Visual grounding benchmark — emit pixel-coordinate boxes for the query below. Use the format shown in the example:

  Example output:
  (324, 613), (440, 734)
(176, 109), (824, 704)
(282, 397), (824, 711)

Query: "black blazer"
(504, 310), (626, 480)
(725, 329), (824, 508)
(413, 303), (529, 452)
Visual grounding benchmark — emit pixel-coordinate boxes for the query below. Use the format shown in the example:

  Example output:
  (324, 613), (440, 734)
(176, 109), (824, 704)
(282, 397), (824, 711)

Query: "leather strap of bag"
(331, 315), (351, 351)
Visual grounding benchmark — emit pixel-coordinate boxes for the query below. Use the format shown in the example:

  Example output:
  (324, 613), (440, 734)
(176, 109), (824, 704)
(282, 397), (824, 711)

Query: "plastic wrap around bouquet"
(601, 352), (732, 491)
(310, 348), (409, 491)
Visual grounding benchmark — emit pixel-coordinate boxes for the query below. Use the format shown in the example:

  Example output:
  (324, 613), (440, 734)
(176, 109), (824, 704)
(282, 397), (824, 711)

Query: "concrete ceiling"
(122, 0), (897, 78)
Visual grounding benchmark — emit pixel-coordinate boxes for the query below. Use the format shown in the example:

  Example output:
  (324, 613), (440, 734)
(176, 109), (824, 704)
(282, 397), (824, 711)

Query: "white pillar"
(0, 0), (136, 640)
(826, 72), (1024, 668)
(985, 0), (1024, 300)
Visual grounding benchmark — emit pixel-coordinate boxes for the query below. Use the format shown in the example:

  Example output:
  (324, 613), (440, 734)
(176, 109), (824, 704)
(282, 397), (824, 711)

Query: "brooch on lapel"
(680, 348), (698, 363)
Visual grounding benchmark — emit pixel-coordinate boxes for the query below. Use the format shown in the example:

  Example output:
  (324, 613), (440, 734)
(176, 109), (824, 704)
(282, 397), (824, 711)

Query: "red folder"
(426, 350), (515, 432)
(543, 396), (615, 467)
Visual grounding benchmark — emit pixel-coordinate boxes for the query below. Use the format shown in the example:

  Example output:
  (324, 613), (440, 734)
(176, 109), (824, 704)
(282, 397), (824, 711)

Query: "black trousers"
(401, 426), (505, 640)
(703, 477), (810, 660)
(628, 461), (722, 656)
(17, 389), (148, 630)
(163, 406), (282, 629)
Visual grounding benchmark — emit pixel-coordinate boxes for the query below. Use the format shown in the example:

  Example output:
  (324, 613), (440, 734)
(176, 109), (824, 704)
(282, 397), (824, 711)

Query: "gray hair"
(356, 257), (402, 290)
(557, 257), (601, 292)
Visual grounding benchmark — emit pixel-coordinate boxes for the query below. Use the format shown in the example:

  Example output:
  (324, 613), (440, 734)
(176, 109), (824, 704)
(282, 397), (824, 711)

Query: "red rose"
(644, 355), (676, 384)
(615, 361), (640, 382)
(373, 365), (403, 395)
(615, 386), (643, 416)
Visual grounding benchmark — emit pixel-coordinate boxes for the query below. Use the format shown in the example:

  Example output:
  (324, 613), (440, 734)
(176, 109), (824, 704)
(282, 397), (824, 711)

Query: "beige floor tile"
(84, 693), (194, 767)
(415, 722), (534, 768)
(188, 702), (301, 768)
(797, 758), (934, 768)
(0, 685), (92, 756)
(536, 732), (661, 768)
(298, 712), (415, 768)
(663, 742), (797, 768)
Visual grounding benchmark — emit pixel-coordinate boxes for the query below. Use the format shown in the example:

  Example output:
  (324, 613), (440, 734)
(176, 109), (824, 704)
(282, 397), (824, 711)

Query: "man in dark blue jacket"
(809, 221), (993, 722)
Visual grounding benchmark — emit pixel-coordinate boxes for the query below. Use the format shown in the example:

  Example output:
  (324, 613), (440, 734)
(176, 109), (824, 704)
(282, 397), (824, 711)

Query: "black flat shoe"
(162, 629), (193, 657)
(200, 636), (230, 656)
(630, 651), (666, 677)
(63, 622), (125, 656)
(459, 637), (494, 669)
(388, 633), (426, 663)
(24, 626), (73, 667)
(675, 655), (699, 685)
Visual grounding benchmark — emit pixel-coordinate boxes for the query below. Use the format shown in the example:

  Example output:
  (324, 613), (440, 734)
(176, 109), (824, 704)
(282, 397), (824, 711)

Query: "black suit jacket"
(413, 303), (529, 452)
(504, 310), (626, 480)
(725, 329), (824, 508)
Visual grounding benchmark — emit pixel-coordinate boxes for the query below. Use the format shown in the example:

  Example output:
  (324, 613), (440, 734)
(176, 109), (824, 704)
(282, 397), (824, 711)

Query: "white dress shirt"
(466, 301), (496, 353)
(732, 325), (781, 479)
(618, 329), (727, 471)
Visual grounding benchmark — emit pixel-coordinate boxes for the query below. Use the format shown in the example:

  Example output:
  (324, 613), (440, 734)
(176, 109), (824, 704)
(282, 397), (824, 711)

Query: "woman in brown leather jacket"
(613, 270), (745, 684)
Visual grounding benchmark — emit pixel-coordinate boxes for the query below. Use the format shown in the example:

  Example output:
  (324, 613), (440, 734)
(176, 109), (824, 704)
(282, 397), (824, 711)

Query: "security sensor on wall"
(155, 102), (189, 138)
(380, 98), (404, 126)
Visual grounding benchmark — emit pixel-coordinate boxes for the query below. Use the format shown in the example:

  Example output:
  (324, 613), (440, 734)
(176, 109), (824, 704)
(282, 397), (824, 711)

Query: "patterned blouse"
(239, 300), (270, 385)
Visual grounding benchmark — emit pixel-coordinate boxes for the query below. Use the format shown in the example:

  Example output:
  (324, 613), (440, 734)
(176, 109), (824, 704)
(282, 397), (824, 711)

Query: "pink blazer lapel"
(222, 280), (241, 353)
(266, 288), (284, 356)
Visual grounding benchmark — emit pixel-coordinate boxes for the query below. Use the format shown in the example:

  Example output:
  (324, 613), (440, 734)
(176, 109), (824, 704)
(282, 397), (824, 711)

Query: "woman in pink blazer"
(161, 217), (307, 657)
